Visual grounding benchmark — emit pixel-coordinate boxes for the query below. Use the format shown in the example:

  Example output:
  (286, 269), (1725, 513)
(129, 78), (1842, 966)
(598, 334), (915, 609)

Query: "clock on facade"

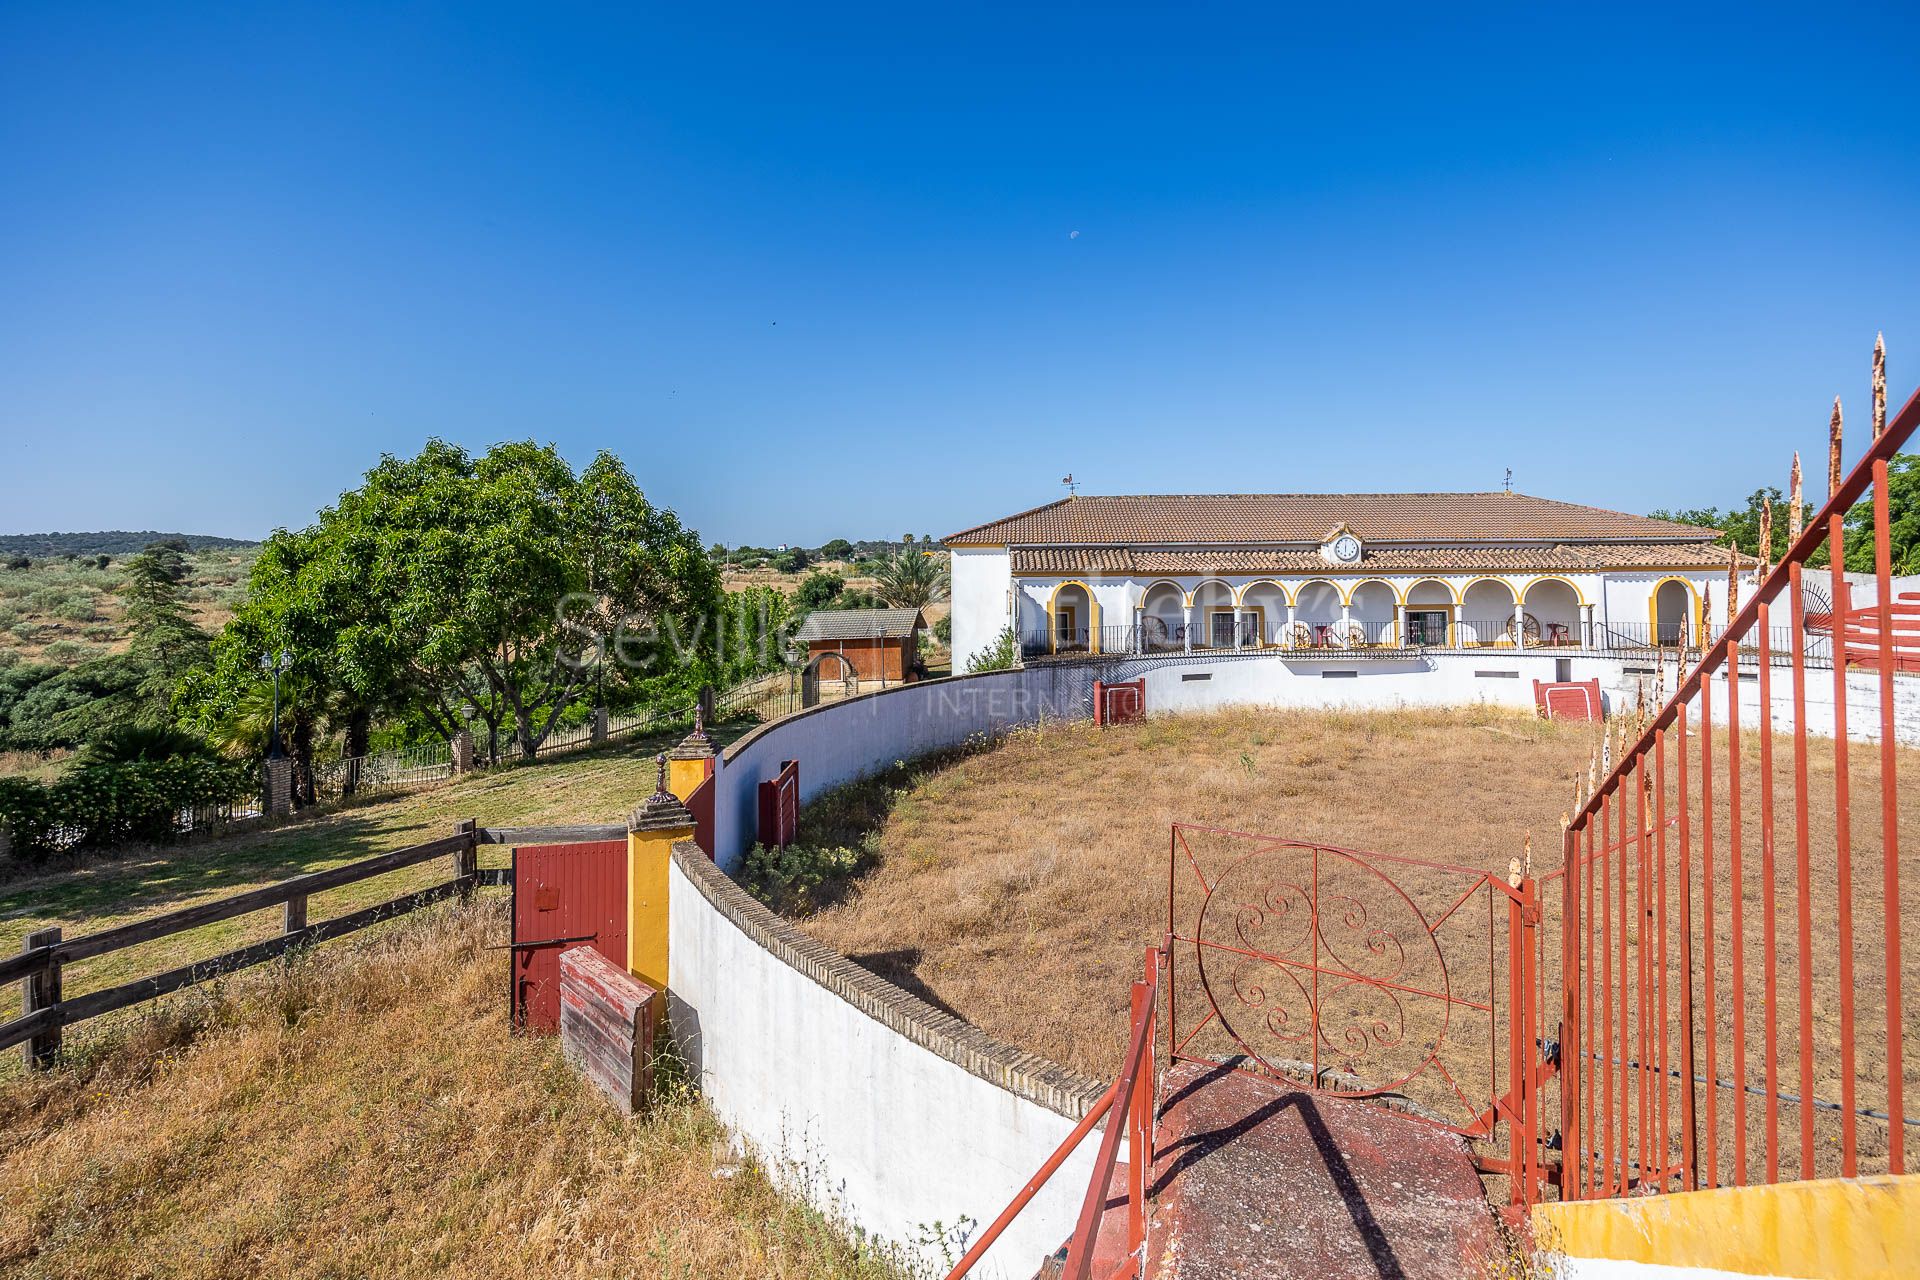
(1331, 534), (1361, 563)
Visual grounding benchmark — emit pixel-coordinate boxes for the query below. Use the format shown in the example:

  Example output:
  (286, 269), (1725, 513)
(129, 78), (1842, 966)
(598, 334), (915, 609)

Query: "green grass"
(0, 714), (758, 1059)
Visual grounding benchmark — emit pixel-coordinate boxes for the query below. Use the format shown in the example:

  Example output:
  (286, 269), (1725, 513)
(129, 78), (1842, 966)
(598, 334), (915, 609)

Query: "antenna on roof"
(1504, 468), (1513, 495)
(1061, 473), (1078, 496)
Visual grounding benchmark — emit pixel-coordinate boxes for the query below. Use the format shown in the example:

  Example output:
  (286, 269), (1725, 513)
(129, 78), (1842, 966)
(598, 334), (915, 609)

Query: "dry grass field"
(0, 899), (907, 1280)
(786, 704), (1920, 1184)
(0, 715), (760, 1053)
(0, 548), (253, 669)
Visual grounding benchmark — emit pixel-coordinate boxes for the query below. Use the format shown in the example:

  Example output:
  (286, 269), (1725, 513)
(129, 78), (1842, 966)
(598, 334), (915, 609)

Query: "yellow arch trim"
(1402, 576), (1461, 606)
(1189, 577), (1237, 605)
(1136, 579), (1189, 609)
(1458, 575), (1520, 605)
(1292, 577), (1344, 607)
(1648, 575), (1702, 646)
(1520, 575), (1590, 609)
(1344, 577), (1406, 607)
(1046, 579), (1102, 655)
(1234, 578), (1294, 606)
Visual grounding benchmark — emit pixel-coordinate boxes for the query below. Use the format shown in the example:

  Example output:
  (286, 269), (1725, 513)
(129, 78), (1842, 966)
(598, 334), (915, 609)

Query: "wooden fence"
(1, 821), (621, 1069)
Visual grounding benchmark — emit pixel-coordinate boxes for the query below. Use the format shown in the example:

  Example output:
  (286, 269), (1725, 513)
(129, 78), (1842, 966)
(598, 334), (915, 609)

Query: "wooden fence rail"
(0, 818), (604, 1069)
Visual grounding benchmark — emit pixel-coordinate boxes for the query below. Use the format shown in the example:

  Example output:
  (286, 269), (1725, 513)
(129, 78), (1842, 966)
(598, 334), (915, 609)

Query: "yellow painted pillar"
(666, 710), (715, 801)
(628, 754), (694, 1030)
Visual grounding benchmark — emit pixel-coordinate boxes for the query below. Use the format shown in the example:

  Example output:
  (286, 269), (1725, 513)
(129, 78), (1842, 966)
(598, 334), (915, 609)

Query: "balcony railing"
(1017, 617), (1840, 667)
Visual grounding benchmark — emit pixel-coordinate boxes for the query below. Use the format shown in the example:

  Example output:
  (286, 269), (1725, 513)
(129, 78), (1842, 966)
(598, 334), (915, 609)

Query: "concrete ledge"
(670, 840), (1107, 1120)
(1533, 1173), (1920, 1280)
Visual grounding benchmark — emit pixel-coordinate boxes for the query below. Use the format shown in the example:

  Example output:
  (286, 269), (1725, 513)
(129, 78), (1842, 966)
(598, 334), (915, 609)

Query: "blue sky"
(3, 3), (1917, 546)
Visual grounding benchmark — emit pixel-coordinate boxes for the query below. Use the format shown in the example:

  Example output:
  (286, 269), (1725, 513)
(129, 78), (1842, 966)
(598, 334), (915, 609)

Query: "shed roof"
(795, 607), (924, 642)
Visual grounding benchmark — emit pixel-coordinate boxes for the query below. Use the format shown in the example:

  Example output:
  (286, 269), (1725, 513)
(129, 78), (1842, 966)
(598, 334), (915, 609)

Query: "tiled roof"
(945, 493), (1716, 546)
(1010, 542), (1749, 576)
(795, 607), (924, 642)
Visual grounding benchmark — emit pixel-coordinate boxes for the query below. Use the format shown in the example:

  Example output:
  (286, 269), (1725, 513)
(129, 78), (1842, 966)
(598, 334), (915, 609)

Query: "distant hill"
(0, 531), (259, 559)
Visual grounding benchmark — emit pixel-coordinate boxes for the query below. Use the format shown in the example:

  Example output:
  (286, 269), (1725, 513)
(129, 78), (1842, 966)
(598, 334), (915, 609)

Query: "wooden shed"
(794, 608), (925, 685)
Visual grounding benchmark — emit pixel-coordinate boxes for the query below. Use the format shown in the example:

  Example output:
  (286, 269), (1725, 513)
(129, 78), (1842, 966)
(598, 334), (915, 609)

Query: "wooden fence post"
(451, 818), (478, 893)
(284, 895), (308, 934)
(21, 927), (61, 1071)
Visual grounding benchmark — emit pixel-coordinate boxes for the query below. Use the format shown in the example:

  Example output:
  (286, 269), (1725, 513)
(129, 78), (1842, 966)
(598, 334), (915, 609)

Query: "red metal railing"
(1559, 376), (1917, 1199)
(943, 946), (1163, 1280)
(1164, 824), (1550, 1205)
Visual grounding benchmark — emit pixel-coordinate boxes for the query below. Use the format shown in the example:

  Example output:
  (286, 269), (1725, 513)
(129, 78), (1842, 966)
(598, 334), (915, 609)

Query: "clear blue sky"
(3, 4), (1917, 547)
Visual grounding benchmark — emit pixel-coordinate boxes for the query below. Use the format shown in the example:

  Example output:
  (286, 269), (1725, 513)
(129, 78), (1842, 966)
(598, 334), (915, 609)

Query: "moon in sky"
(1068, 230), (1080, 239)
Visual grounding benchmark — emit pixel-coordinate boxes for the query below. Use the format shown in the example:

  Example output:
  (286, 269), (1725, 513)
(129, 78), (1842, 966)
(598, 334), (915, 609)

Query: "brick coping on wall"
(671, 841), (1109, 1120)
(716, 666), (1093, 767)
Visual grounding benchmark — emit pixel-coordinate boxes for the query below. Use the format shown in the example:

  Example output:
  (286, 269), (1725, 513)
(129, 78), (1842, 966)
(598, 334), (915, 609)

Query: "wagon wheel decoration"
(1331, 621), (1367, 649)
(1141, 615), (1171, 650)
(1191, 842), (1451, 1096)
(1287, 622), (1315, 649)
(1506, 612), (1541, 645)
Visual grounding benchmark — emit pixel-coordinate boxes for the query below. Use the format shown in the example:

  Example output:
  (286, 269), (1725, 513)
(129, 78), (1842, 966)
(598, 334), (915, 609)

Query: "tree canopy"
(184, 440), (727, 771)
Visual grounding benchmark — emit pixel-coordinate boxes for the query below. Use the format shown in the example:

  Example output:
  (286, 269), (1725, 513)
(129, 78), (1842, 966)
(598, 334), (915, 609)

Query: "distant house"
(944, 491), (1743, 668)
(794, 608), (924, 684)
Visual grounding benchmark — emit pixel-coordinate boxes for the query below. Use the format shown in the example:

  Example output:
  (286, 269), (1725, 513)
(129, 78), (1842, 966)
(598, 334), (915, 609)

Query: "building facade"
(794, 607), (925, 684)
(945, 492), (1744, 671)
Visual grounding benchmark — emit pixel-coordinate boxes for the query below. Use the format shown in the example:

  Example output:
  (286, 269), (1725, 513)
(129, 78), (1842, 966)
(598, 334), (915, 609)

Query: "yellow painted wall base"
(627, 821), (689, 1024)
(1533, 1174), (1920, 1280)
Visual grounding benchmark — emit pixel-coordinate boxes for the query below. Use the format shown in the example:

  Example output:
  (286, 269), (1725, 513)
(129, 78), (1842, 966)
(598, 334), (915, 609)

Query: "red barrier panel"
(757, 759), (799, 849)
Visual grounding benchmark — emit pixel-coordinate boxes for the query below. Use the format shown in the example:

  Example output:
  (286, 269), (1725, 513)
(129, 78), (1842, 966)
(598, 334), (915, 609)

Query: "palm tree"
(870, 548), (949, 608)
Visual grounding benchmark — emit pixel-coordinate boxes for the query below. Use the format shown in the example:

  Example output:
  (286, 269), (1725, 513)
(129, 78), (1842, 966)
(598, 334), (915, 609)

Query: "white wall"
(669, 850), (1107, 1279)
(711, 666), (1100, 874)
(950, 546), (1013, 671)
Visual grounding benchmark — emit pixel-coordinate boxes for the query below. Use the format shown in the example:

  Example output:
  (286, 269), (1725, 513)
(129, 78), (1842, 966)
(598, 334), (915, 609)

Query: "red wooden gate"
(511, 839), (627, 1033)
(758, 759), (800, 849)
(1094, 679), (1145, 726)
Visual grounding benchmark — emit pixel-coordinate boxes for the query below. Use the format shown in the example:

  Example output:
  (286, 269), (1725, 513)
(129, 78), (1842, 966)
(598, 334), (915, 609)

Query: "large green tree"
(1652, 453), (1919, 575)
(869, 548), (949, 608)
(188, 440), (725, 771)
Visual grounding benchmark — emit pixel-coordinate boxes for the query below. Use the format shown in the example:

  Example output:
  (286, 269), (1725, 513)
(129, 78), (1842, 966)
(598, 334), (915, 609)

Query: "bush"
(740, 839), (869, 916)
(933, 615), (952, 645)
(0, 755), (257, 864)
(964, 625), (1019, 673)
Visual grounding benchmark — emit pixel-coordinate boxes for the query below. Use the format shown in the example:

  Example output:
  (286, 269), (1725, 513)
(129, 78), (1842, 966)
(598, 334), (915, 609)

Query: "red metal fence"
(1559, 379), (1917, 1199)
(1164, 823), (1549, 1203)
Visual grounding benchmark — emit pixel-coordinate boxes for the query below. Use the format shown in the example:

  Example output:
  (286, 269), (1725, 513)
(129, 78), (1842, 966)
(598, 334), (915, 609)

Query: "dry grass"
(794, 705), (1599, 1083)
(788, 703), (1920, 1187)
(0, 716), (761, 1056)
(0, 548), (252, 668)
(0, 898), (908, 1279)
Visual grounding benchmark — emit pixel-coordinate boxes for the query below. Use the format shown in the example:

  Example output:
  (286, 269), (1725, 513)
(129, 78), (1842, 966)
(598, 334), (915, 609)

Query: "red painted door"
(511, 840), (627, 1033)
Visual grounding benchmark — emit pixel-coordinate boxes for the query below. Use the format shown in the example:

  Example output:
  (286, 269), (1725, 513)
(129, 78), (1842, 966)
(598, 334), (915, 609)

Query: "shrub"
(964, 625), (1019, 673)
(933, 615), (952, 645)
(741, 839), (869, 916)
(0, 755), (257, 864)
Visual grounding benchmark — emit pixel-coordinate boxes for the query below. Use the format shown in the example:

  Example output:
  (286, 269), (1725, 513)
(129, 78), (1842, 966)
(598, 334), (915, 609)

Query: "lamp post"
(260, 650), (292, 759)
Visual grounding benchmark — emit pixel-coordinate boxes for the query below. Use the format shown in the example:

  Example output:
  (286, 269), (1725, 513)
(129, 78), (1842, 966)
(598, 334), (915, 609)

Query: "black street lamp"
(260, 649), (292, 759)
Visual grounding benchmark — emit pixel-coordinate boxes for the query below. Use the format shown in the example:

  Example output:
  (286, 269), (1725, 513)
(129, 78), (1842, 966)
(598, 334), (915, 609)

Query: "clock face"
(1332, 535), (1361, 563)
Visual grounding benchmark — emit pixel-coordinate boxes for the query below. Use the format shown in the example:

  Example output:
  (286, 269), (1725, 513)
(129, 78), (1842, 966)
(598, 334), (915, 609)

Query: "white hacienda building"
(947, 491), (1745, 678)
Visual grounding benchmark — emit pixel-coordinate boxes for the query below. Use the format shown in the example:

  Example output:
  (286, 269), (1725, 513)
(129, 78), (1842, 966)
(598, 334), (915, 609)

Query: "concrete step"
(1143, 1060), (1500, 1280)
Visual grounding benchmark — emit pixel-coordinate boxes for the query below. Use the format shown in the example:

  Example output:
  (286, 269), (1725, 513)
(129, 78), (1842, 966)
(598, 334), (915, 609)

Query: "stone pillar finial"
(652, 753), (670, 801)
(1758, 496), (1773, 578)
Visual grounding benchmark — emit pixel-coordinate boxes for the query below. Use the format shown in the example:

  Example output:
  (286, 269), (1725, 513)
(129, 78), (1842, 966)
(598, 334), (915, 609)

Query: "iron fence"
(1558, 374), (1917, 1200)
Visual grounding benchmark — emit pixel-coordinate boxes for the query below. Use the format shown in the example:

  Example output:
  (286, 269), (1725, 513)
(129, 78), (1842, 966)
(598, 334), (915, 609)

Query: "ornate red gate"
(1166, 823), (1552, 1203)
(510, 839), (628, 1033)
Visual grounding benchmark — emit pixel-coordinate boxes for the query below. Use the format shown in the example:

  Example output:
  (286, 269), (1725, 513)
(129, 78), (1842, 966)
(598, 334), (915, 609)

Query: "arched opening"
(1522, 578), (1583, 647)
(1403, 578), (1456, 646)
(1049, 582), (1095, 653)
(1461, 579), (1518, 648)
(1348, 580), (1398, 647)
(1140, 582), (1186, 652)
(1191, 580), (1236, 649)
(1653, 579), (1695, 647)
(1293, 580), (1343, 648)
(1240, 581), (1289, 647)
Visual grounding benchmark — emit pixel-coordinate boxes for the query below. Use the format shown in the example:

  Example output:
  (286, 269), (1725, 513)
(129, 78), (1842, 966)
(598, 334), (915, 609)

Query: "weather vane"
(1504, 467), (1512, 495)
(1061, 472), (1077, 496)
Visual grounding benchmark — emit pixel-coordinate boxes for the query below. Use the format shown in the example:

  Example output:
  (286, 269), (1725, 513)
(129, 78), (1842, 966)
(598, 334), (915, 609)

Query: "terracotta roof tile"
(1010, 542), (1748, 576)
(946, 493), (1716, 546)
